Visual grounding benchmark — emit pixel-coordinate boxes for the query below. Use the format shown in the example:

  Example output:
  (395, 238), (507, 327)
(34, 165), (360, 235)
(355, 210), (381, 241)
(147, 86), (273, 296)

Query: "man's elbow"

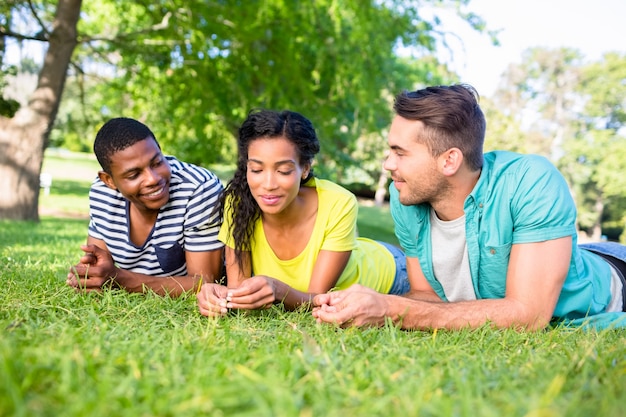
(514, 309), (553, 331)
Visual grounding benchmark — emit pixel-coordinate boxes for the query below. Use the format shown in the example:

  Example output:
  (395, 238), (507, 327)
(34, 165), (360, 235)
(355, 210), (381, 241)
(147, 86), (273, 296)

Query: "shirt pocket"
(154, 242), (185, 274)
(478, 242), (512, 298)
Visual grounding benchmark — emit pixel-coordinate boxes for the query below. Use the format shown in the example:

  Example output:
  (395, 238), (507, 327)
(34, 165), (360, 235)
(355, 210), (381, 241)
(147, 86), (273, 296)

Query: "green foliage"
(0, 96), (19, 117)
(579, 52), (626, 129)
(563, 52), (626, 239)
(49, 0), (472, 180)
(1, 217), (625, 417)
(493, 48), (626, 240)
(48, 75), (105, 152)
(0, 64), (20, 117)
(481, 96), (528, 153)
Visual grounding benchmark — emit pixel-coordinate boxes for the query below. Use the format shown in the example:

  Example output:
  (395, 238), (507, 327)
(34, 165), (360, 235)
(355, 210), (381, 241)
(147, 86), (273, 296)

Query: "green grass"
(1, 218), (624, 417)
(39, 150), (100, 218)
(2, 151), (620, 416)
(357, 202), (398, 245)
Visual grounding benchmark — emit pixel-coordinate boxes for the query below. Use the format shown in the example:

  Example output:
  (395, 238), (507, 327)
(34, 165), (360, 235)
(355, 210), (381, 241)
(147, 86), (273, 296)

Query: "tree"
(480, 96), (527, 154)
(560, 52), (626, 241)
(0, 0), (81, 221)
(492, 48), (626, 241)
(1, 0), (488, 221)
(493, 47), (585, 159)
(81, 1), (477, 177)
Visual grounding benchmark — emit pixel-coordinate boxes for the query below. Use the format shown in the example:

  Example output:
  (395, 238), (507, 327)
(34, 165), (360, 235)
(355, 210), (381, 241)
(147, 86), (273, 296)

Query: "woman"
(197, 109), (408, 317)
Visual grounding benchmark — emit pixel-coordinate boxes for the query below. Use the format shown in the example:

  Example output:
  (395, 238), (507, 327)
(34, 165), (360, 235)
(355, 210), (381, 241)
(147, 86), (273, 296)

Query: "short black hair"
(93, 117), (159, 174)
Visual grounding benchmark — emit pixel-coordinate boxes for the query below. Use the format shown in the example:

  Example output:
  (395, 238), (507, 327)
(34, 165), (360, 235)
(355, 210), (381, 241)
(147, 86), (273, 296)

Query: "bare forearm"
(272, 279), (316, 311)
(113, 269), (202, 297)
(388, 297), (549, 331)
(402, 289), (444, 303)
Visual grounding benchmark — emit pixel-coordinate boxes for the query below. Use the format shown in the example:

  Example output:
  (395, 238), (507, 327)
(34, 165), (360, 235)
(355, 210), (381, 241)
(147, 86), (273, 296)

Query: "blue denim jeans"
(580, 242), (626, 311)
(377, 241), (410, 295)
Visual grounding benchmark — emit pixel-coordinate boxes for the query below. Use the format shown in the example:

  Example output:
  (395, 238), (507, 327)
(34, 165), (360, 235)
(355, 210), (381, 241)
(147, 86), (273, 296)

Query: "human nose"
(144, 167), (161, 184)
(262, 172), (277, 190)
(383, 153), (396, 172)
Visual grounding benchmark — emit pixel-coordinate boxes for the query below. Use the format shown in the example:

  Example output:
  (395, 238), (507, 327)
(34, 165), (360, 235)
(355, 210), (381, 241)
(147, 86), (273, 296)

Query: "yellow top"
(218, 178), (396, 293)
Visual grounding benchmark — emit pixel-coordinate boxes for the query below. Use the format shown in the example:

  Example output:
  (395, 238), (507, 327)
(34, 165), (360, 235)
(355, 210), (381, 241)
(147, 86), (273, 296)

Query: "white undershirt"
(430, 209), (624, 311)
(607, 266), (624, 312)
(430, 208), (476, 302)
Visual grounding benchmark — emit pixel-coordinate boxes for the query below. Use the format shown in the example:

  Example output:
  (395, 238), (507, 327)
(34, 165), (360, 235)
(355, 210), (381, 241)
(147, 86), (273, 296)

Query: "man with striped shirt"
(67, 118), (224, 296)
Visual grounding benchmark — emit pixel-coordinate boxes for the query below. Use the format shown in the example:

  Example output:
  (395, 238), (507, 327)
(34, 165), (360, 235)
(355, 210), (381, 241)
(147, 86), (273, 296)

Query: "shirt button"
(490, 248), (496, 255)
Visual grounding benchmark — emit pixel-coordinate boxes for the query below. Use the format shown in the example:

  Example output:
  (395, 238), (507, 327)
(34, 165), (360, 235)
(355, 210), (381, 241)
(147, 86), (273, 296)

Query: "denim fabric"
(579, 242), (626, 262)
(579, 242), (626, 311)
(377, 241), (410, 295)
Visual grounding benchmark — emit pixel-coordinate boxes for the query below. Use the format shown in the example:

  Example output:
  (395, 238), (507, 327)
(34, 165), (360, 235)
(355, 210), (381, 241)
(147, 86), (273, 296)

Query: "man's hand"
(67, 244), (119, 291)
(312, 284), (391, 328)
(197, 283), (230, 317)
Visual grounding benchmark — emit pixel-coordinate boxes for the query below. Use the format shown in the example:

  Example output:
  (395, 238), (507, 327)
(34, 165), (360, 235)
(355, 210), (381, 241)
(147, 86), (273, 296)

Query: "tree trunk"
(0, 0), (82, 221)
(374, 151), (389, 207)
(590, 196), (605, 242)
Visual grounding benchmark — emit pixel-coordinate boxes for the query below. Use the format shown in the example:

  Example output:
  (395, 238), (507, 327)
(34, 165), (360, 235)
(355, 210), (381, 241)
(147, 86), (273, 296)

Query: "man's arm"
(401, 256), (445, 302)
(313, 237), (571, 331)
(68, 237), (224, 297)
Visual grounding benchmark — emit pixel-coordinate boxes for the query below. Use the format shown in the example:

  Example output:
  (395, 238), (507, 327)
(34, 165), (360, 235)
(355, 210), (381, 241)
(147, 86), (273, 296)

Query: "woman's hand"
(197, 282), (230, 317)
(225, 276), (278, 310)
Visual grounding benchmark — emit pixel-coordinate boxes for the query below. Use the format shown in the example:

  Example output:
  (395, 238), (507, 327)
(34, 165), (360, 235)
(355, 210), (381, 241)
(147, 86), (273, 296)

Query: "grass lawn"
(0, 152), (623, 416)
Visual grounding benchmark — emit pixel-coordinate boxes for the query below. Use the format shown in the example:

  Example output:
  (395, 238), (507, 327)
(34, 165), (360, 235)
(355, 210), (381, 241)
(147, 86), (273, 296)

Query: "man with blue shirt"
(313, 84), (626, 330)
(67, 117), (224, 296)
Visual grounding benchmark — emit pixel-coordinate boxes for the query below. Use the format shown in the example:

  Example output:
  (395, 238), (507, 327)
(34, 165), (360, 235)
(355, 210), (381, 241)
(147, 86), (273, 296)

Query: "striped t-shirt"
(88, 156), (224, 277)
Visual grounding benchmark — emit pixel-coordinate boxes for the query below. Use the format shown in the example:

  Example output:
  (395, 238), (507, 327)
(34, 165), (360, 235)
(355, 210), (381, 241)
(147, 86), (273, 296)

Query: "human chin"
(398, 188), (424, 206)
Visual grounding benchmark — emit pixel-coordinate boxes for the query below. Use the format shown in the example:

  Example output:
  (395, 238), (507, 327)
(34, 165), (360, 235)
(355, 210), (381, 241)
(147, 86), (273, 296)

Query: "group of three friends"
(67, 84), (626, 331)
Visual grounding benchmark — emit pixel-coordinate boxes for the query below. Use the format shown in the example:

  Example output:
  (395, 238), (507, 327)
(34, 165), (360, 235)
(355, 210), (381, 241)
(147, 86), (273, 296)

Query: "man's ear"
(98, 171), (117, 190)
(439, 148), (463, 176)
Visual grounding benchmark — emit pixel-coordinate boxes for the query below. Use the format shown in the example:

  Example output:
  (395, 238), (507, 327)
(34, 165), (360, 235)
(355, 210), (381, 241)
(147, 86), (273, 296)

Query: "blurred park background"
(1, 0), (625, 242)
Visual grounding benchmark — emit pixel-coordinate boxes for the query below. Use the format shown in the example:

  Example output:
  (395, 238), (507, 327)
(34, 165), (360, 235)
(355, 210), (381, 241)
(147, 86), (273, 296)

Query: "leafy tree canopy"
(57, 0), (481, 183)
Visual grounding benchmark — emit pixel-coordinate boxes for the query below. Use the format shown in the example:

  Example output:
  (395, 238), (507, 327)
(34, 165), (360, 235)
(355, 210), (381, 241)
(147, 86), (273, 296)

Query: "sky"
(437, 0), (626, 97)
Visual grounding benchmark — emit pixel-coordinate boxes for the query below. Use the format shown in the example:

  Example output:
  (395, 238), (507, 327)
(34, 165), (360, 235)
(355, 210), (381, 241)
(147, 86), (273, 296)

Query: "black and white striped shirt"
(88, 156), (224, 277)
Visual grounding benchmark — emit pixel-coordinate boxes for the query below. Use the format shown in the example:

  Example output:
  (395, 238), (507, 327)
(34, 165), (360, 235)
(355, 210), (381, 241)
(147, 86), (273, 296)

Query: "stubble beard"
(399, 174), (450, 207)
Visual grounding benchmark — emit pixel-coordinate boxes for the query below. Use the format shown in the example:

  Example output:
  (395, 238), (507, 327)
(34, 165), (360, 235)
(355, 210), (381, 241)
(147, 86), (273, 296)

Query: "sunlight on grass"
(1, 152), (621, 416)
(1, 216), (624, 417)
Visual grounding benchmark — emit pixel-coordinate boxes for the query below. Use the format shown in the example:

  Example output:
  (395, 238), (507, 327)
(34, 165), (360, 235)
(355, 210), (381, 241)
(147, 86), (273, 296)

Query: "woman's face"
(246, 136), (310, 215)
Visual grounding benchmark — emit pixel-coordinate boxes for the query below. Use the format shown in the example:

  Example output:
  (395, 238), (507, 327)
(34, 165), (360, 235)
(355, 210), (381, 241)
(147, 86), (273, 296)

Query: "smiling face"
(246, 136), (310, 216)
(384, 115), (449, 206)
(99, 137), (171, 214)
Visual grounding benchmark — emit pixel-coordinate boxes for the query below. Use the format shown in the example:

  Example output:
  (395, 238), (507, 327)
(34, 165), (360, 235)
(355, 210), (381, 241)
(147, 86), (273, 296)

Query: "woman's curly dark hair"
(216, 109), (320, 270)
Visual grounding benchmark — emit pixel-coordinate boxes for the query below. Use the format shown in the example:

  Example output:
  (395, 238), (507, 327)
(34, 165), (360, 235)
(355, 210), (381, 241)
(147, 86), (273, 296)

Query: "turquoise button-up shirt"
(390, 151), (612, 319)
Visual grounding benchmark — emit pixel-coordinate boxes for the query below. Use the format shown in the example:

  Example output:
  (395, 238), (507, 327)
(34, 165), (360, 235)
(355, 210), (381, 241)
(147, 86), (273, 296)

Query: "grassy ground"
(0, 151), (623, 416)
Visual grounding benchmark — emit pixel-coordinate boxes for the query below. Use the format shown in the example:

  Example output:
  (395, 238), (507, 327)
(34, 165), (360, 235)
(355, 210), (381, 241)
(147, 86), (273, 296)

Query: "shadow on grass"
(46, 178), (92, 197)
